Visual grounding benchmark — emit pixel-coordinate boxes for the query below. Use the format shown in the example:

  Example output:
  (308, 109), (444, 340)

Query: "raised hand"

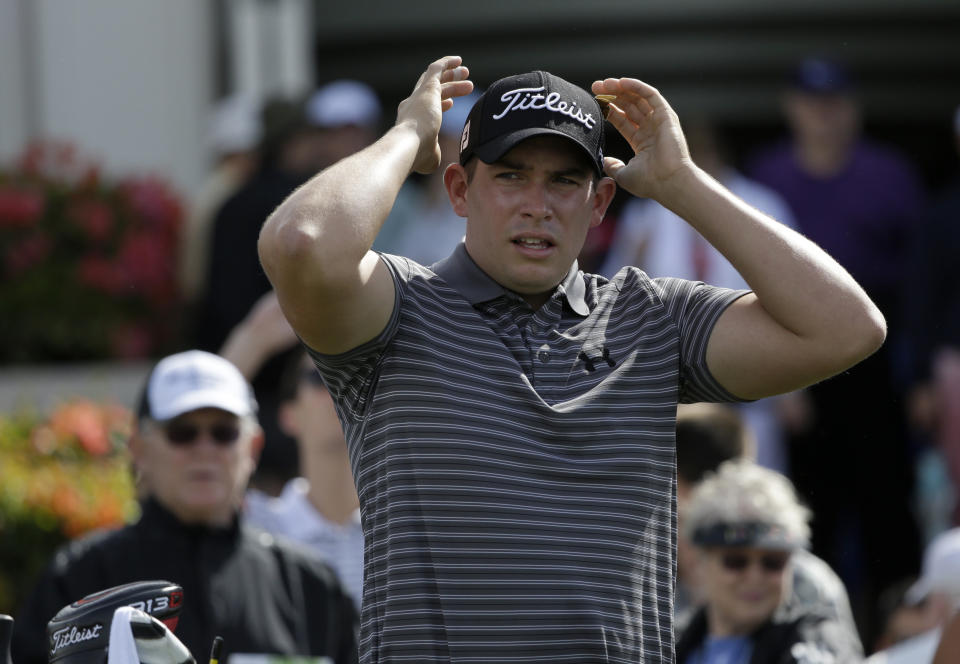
(397, 55), (473, 175)
(591, 77), (692, 201)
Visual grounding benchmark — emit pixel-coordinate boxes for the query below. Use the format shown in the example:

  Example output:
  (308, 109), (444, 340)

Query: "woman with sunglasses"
(675, 459), (850, 664)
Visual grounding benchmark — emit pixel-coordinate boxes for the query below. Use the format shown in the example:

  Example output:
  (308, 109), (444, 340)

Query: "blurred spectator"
(382, 91), (479, 265)
(902, 104), (960, 534)
(872, 577), (927, 653)
(221, 291), (363, 610)
(195, 94), (316, 494)
(866, 528), (960, 663)
(245, 348), (364, 611)
(178, 94), (260, 327)
(674, 404), (863, 658)
(602, 119), (799, 474)
(196, 80), (389, 496)
(747, 56), (925, 634)
(10, 350), (357, 664)
(675, 459), (862, 663)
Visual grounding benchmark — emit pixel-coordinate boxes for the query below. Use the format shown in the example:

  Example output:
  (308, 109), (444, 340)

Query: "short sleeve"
(304, 253), (410, 422)
(650, 276), (750, 403)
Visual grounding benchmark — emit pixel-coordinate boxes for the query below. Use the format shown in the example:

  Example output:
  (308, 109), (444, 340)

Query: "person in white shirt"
(222, 291), (364, 610)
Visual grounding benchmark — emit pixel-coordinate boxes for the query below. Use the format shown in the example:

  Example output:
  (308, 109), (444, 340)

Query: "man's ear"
(443, 162), (470, 218)
(590, 176), (618, 228)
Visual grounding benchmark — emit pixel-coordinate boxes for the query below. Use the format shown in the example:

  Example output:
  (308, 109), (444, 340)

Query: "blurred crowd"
(5, 54), (960, 664)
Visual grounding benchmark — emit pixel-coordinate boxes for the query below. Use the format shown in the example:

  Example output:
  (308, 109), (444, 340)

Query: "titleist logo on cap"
(492, 86), (599, 130)
(50, 624), (104, 655)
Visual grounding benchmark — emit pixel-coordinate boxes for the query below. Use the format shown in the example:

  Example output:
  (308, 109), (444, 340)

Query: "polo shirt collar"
(432, 243), (589, 316)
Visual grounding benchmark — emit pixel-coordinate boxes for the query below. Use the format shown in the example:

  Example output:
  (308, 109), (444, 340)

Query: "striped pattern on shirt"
(308, 250), (747, 663)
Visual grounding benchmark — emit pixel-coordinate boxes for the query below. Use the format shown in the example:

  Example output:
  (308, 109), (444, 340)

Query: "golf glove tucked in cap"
(138, 351), (257, 422)
(459, 71), (605, 175)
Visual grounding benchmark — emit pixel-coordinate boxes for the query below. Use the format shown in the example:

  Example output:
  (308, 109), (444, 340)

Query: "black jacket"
(11, 498), (358, 664)
(675, 605), (863, 664)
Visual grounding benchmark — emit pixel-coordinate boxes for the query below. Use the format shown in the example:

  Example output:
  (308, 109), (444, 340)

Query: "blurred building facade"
(1, 0), (957, 204)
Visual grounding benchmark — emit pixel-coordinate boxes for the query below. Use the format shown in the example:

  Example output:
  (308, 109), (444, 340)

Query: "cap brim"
(149, 389), (253, 421)
(471, 127), (603, 175)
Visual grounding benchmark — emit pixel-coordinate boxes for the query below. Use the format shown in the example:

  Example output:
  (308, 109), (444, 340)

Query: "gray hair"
(682, 459), (811, 548)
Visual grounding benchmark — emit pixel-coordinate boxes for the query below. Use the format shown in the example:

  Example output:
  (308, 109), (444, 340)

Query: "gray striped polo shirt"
(308, 244), (748, 663)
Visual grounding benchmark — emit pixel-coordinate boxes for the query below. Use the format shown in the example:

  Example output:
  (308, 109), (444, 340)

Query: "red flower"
(118, 231), (167, 291)
(68, 198), (115, 243)
(0, 187), (45, 228)
(77, 256), (129, 295)
(5, 233), (53, 276)
(49, 400), (111, 456)
(119, 177), (183, 234)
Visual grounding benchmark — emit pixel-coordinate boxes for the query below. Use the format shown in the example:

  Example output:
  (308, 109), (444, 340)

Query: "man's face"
(448, 135), (615, 308)
(783, 91), (860, 148)
(698, 546), (792, 635)
(132, 408), (261, 526)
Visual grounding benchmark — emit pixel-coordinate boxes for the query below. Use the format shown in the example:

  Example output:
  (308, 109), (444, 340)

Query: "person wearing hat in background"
(258, 55), (885, 661)
(219, 291), (365, 611)
(179, 94), (262, 333)
(10, 350), (358, 664)
(746, 55), (927, 644)
(196, 79), (390, 499)
(673, 404), (864, 660)
(866, 527), (960, 663)
(675, 459), (850, 663)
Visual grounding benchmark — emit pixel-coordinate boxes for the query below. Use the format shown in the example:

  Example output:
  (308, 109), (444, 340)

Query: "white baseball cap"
(208, 94), (261, 154)
(137, 350), (257, 422)
(306, 79), (381, 129)
(905, 528), (960, 604)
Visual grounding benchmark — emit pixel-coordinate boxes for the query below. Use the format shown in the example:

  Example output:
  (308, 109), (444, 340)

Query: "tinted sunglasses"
(720, 551), (790, 574)
(162, 421), (241, 447)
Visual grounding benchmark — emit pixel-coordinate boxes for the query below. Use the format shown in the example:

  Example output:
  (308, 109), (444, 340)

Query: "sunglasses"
(162, 422), (241, 447)
(720, 551), (790, 574)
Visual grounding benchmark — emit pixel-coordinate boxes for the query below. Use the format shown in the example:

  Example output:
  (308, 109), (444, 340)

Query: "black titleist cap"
(458, 71), (605, 175)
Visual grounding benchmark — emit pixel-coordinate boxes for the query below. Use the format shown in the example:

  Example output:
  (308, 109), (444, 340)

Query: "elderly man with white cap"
(11, 350), (358, 664)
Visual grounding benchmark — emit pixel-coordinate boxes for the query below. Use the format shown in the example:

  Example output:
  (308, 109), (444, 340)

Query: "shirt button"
(537, 344), (550, 363)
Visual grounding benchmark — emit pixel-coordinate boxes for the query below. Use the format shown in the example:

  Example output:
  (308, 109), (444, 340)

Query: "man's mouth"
(512, 237), (554, 250)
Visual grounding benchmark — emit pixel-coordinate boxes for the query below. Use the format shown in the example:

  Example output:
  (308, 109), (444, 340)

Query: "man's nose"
(520, 183), (552, 219)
